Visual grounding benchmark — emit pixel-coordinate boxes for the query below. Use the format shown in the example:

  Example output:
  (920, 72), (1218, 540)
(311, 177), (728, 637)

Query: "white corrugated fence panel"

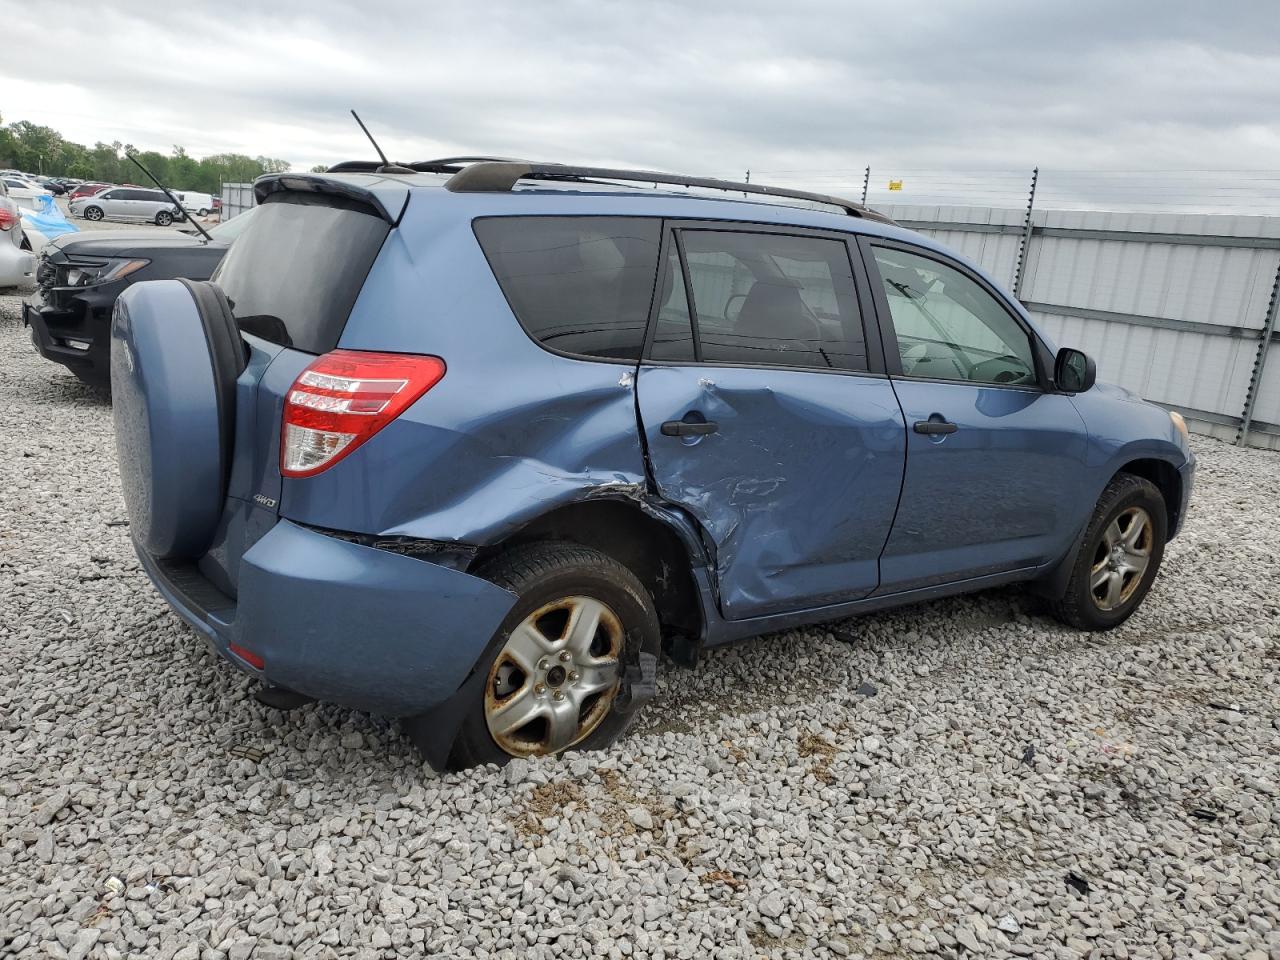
(219, 182), (256, 220)
(880, 203), (1024, 287)
(1031, 311), (1257, 418)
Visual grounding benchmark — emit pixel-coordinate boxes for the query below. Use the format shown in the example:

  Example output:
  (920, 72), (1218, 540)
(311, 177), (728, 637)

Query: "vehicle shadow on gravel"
(14, 372), (110, 406)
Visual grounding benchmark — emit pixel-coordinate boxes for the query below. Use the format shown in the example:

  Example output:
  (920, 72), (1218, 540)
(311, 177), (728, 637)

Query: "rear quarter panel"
(279, 202), (649, 542)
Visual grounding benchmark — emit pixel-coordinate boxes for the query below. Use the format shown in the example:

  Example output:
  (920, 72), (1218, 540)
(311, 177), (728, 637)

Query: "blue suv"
(109, 159), (1195, 769)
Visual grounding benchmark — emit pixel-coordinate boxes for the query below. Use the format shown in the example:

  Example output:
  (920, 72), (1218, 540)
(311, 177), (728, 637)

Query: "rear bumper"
(135, 518), (517, 720)
(0, 242), (34, 287)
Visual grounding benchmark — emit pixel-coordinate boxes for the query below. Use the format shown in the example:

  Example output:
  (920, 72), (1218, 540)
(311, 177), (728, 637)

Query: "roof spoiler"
(443, 161), (896, 224)
(253, 173), (409, 224)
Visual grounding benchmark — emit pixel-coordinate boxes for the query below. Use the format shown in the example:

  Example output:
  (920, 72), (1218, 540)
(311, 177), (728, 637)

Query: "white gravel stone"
(1, 283), (1279, 959)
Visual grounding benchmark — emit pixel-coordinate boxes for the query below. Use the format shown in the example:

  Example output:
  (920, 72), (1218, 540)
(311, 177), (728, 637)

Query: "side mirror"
(1055, 347), (1095, 393)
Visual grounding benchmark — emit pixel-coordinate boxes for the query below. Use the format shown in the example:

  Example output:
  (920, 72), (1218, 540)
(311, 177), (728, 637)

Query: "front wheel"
(154, 210), (173, 226)
(1050, 473), (1167, 630)
(83, 206), (103, 221)
(416, 542), (660, 770)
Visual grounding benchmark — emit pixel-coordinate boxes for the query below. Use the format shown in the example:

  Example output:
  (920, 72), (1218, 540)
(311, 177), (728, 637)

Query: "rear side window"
(213, 195), (391, 354)
(474, 217), (662, 361)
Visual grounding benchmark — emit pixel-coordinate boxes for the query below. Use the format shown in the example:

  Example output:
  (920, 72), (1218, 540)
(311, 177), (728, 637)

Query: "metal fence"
(218, 182), (256, 220)
(877, 200), (1280, 450)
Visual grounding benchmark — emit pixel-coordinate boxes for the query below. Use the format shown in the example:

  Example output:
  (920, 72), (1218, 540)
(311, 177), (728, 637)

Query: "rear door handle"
(913, 419), (958, 435)
(661, 419), (719, 437)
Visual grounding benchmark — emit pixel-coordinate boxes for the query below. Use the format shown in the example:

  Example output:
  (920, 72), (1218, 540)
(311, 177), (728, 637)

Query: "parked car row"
(1, 170), (220, 222)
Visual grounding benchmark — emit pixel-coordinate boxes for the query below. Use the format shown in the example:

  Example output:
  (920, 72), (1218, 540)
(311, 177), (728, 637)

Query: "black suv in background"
(24, 210), (257, 387)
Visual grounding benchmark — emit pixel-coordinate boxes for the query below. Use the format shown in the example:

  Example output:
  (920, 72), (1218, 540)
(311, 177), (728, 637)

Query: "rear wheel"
(154, 210), (173, 226)
(197, 208), (210, 217)
(1050, 473), (1167, 630)
(430, 542), (660, 770)
(83, 206), (103, 221)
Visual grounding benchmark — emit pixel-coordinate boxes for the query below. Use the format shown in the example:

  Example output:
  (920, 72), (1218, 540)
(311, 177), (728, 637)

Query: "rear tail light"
(281, 350), (446, 477)
(0, 205), (17, 231)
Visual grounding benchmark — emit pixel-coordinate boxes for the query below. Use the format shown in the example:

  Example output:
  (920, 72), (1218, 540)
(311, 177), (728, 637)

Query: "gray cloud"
(4, 0), (1278, 210)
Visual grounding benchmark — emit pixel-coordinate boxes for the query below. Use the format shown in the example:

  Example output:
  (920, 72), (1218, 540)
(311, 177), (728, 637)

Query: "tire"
(428, 542), (660, 770)
(1050, 473), (1167, 630)
(197, 208), (209, 217)
(111, 279), (245, 559)
(154, 210), (173, 226)
(83, 206), (103, 221)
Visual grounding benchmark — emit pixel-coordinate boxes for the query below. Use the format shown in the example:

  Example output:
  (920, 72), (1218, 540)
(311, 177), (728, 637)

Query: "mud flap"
(614, 649), (658, 714)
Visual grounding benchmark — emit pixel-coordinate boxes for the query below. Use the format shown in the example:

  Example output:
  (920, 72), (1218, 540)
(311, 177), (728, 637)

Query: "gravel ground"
(1, 281), (1278, 960)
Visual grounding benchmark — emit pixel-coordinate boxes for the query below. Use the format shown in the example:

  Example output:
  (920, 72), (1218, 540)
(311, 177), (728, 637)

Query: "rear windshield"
(474, 216), (662, 361)
(213, 195), (391, 354)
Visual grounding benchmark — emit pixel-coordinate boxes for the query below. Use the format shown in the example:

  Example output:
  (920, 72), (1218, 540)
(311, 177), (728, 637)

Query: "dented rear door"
(636, 224), (906, 620)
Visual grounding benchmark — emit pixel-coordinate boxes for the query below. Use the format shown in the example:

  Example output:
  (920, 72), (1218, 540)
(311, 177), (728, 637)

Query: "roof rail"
(443, 161), (896, 224)
(325, 156), (527, 175)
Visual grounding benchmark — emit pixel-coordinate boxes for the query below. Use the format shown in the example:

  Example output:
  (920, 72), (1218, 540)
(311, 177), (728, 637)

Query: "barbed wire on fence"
(701, 168), (1280, 215)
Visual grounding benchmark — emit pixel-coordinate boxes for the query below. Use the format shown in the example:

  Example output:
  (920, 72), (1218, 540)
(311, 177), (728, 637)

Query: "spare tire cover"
(111, 279), (242, 559)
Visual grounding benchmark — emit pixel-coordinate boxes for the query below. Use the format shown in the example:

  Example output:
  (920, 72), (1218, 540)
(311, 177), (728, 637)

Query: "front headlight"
(1169, 410), (1190, 443)
(63, 258), (150, 287)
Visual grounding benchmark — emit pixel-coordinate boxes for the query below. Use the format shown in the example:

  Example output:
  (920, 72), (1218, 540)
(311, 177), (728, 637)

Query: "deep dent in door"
(637, 365), (907, 619)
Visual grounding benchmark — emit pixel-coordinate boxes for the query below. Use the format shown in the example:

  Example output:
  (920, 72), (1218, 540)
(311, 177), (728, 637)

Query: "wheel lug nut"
(559, 651), (572, 662)
(533, 683), (546, 695)
(568, 671), (579, 682)
(537, 658), (549, 670)
(552, 689), (564, 701)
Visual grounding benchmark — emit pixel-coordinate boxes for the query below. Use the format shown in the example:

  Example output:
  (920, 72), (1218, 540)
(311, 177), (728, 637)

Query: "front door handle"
(661, 419), (719, 437)
(913, 419), (958, 435)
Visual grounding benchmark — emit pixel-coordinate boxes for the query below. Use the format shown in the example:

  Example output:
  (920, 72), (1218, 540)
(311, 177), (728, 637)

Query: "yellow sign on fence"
(888, 180), (903, 191)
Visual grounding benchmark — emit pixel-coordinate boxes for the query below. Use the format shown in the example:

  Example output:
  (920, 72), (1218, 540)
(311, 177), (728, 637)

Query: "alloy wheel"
(484, 595), (623, 757)
(1089, 506), (1153, 611)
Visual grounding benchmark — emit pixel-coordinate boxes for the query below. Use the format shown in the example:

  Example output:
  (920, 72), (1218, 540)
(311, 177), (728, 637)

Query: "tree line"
(0, 115), (301, 194)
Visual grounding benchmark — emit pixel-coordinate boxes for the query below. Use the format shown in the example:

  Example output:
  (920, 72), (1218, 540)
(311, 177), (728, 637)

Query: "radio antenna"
(352, 109), (390, 165)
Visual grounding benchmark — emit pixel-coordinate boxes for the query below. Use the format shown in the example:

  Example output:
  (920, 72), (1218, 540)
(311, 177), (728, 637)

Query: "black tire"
(197, 208), (209, 217)
(83, 206), (103, 221)
(155, 210), (173, 226)
(428, 542), (660, 770)
(1050, 473), (1167, 630)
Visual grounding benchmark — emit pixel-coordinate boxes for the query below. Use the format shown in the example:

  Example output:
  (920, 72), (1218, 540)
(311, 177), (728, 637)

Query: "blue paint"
(110, 170), (1197, 763)
(636, 364), (905, 618)
(111, 281), (225, 559)
(878, 381), (1091, 592)
(136, 520), (516, 717)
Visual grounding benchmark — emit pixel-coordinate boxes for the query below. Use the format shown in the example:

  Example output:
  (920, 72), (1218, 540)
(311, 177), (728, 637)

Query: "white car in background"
(175, 190), (216, 217)
(69, 186), (182, 226)
(0, 182), (36, 289)
(1, 174), (53, 212)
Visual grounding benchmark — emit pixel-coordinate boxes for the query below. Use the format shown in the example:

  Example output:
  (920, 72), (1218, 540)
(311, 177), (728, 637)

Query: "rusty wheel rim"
(1090, 506), (1153, 611)
(484, 596), (623, 757)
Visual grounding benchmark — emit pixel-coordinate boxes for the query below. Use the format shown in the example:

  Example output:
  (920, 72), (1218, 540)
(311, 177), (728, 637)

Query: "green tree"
(0, 116), (299, 191)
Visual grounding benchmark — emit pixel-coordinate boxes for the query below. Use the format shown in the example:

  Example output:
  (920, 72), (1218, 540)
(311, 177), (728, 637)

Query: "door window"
(870, 247), (1037, 386)
(675, 231), (868, 371)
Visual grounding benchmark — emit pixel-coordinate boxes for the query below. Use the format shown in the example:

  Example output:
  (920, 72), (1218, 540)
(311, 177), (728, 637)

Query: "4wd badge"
(253, 494), (277, 509)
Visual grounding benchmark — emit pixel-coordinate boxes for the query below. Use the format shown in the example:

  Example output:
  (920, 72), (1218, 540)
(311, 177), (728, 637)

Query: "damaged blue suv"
(110, 159), (1195, 769)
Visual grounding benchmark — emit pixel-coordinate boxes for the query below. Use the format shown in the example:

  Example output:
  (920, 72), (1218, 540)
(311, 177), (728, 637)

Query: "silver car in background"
(69, 187), (182, 226)
(0, 181), (36, 289)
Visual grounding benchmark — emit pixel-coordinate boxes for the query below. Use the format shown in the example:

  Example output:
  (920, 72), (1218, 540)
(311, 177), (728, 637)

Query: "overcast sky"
(5, 0), (1279, 209)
